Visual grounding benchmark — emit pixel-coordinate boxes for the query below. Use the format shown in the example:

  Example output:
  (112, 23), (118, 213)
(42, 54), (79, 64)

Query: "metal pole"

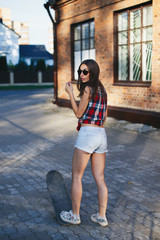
(44, 2), (57, 103)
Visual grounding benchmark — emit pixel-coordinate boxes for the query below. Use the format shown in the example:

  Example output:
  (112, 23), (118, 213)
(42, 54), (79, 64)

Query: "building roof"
(0, 18), (20, 37)
(20, 45), (53, 60)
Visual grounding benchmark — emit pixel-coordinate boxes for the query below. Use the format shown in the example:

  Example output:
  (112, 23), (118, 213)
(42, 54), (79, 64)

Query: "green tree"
(0, 56), (8, 71)
(29, 60), (35, 71)
(14, 61), (29, 71)
(8, 60), (14, 71)
(35, 59), (46, 71)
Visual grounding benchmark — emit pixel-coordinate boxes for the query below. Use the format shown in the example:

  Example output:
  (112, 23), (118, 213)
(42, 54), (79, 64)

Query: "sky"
(0, 0), (54, 51)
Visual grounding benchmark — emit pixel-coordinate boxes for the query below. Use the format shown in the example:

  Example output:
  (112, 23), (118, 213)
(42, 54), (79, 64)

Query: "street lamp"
(44, 1), (57, 103)
(44, 1), (56, 24)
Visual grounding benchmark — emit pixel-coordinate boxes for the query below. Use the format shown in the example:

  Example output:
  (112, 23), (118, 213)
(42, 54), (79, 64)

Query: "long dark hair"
(77, 59), (107, 101)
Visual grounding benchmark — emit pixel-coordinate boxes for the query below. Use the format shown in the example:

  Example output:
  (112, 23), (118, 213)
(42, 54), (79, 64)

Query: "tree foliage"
(35, 59), (46, 71)
(14, 61), (29, 71)
(0, 56), (8, 71)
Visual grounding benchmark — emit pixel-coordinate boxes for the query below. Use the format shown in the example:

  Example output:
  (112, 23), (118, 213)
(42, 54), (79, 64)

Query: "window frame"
(71, 19), (95, 82)
(114, 2), (152, 87)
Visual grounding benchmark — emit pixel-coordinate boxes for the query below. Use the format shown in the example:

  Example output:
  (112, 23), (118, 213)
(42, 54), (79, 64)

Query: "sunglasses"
(77, 69), (89, 76)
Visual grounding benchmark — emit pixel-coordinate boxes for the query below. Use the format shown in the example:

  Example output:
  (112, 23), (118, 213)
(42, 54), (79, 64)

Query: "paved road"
(0, 89), (160, 240)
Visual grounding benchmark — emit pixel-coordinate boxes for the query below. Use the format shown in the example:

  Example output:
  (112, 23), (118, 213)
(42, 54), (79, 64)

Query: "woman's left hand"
(65, 82), (73, 95)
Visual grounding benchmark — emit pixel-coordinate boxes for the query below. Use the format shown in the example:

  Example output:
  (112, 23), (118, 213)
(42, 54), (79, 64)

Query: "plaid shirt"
(77, 88), (107, 131)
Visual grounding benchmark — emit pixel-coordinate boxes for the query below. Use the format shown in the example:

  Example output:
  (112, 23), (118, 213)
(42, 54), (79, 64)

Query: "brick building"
(48, 0), (160, 127)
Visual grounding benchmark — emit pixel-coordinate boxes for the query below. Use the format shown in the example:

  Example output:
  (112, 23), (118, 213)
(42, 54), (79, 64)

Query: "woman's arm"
(65, 82), (90, 118)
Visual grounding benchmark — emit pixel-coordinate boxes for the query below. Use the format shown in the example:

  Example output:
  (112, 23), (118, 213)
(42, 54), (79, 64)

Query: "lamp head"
(48, 0), (56, 6)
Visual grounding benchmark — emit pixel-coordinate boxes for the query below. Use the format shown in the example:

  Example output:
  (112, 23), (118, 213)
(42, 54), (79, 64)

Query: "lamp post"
(44, 1), (57, 103)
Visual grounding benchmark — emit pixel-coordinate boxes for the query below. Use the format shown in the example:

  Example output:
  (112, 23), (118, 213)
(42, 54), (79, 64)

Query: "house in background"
(0, 7), (12, 28)
(47, 0), (160, 127)
(12, 21), (29, 45)
(20, 45), (54, 67)
(0, 7), (29, 46)
(0, 18), (19, 65)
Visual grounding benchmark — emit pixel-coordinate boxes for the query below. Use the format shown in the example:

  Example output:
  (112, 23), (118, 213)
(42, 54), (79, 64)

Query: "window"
(72, 20), (95, 80)
(114, 4), (152, 84)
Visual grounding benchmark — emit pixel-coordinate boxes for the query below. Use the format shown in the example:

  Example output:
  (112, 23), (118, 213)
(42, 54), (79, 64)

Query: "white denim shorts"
(74, 126), (108, 154)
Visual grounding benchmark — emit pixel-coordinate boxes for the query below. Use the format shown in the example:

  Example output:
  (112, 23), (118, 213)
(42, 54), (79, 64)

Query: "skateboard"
(46, 170), (72, 225)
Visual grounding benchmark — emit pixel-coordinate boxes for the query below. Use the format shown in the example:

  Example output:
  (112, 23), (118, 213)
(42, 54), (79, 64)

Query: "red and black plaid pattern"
(77, 89), (107, 131)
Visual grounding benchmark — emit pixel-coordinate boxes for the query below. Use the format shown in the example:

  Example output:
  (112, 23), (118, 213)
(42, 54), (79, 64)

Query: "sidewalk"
(0, 89), (160, 240)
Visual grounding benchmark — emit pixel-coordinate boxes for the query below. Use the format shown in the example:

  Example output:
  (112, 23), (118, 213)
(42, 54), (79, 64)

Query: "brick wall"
(55, 0), (160, 113)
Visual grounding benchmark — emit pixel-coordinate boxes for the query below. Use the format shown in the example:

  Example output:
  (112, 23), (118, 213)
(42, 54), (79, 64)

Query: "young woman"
(60, 59), (108, 227)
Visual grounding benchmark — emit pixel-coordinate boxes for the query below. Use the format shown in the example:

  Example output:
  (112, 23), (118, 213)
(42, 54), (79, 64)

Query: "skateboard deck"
(46, 170), (72, 225)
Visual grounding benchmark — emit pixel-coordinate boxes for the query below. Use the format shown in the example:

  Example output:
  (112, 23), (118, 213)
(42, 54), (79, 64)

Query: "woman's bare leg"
(71, 148), (91, 215)
(91, 152), (108, 217)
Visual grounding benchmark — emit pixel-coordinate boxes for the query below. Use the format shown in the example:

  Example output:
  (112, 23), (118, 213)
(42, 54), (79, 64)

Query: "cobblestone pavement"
(0, 89), (160, 240)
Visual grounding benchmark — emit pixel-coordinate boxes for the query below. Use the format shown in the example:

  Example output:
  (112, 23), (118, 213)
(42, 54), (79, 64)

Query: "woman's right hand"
(65, 82), (73, 95)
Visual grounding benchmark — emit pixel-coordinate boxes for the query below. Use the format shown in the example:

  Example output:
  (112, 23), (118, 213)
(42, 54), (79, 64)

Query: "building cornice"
(55, 0), (77, 9)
